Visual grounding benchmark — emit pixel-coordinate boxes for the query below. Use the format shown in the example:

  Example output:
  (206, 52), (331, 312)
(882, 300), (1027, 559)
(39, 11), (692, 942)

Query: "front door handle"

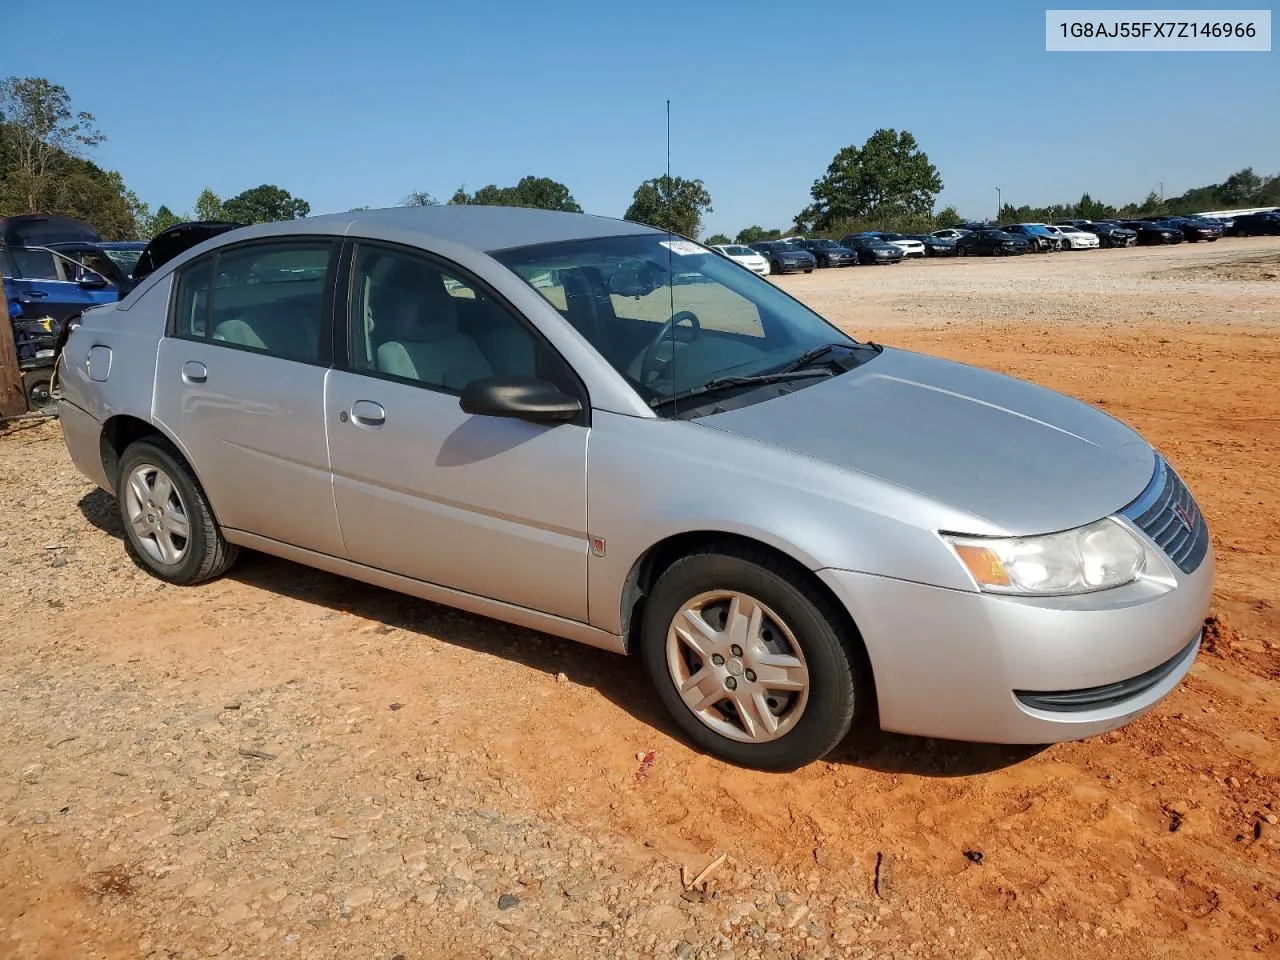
(21, 290), (48, 299)
(181, 361), (208, 384)
(350, 400), (385, 427)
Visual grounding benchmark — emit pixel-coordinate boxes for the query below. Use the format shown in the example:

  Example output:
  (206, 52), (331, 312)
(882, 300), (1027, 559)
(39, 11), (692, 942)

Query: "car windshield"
(102, 248), (144, 271)
(775, 241), (804, 252)
(1022, 224), (1052, 236)
(495, 234), (859, 410)
(810, 239), (839, 248)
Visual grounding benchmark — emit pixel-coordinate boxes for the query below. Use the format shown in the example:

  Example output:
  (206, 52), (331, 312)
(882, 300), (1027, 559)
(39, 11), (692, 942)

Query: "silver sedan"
(56, 206), (1212, 769)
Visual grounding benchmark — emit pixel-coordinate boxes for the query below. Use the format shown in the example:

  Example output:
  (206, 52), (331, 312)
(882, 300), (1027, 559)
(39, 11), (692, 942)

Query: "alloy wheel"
(665, 590), (810, 743)
(123, 462), (191, 566)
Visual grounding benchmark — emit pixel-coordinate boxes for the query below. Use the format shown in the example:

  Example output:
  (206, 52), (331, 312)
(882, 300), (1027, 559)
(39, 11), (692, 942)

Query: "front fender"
(585, 411), (985, 635)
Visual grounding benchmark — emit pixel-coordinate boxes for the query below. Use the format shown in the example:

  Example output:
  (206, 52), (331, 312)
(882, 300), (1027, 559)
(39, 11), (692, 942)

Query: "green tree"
(1136, 191), (1166, 215)
(799, 129), (942, 231)
(0, 76), (105, 214)
(150, 205), (184, 235)
(223, 184), (310, 223)
(623, 175), (712, 238)
(1074, 192), (1115, 220)
(1259, 175), (1280, 207)
(400, 189), (439, 206)
(195, 187), (225, 221)
(449, 175), (582, 212)
(704, 233), (731, 245)
(735, 225), (781, 245)
(122, 187), (152, 238)
(933, 205), (963, 228)
(1220, 167), (1262, 206)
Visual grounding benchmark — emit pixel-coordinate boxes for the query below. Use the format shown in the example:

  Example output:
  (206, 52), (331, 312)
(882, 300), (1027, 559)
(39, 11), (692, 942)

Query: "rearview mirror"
(459, 376), (582, 424)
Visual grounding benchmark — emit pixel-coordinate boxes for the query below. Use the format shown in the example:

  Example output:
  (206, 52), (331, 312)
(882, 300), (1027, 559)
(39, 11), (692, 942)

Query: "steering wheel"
(638, 311), (701, 384)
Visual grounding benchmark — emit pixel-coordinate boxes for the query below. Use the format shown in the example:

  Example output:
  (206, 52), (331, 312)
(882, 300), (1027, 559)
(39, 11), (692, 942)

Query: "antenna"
(665, 98), (676, 416)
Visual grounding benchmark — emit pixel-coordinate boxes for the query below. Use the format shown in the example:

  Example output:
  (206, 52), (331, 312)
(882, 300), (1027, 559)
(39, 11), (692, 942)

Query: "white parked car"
(870, 233), (926, 257)
(1044, 224), (1099, 250)
(711, 244), (771, 276)
(931, 228), (971, 241)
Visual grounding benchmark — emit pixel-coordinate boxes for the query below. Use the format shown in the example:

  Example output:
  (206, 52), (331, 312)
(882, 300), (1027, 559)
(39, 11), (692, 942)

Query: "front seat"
(375, 268), (492, 391)
(560, 267), (620, 363)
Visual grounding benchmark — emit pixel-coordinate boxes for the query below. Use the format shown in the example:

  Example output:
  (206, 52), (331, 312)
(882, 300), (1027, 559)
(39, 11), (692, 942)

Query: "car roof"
(212, 205), (661, 254)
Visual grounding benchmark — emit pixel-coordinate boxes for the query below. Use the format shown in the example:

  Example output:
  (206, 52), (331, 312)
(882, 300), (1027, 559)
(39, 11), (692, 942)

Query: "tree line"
(2, 75), (1275, 250)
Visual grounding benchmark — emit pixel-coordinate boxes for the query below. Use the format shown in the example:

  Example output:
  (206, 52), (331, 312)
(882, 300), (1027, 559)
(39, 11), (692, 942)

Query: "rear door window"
(170, 241), (335, 364)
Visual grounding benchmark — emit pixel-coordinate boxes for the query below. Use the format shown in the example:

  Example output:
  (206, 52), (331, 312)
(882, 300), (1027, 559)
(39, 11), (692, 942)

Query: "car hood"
(132, 220), (246, 281)
(696, 348), (1155, 535)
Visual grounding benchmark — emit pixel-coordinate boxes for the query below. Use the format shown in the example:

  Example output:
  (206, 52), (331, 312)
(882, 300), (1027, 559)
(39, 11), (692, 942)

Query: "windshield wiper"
(649, 369), (831, 410)
(782, 340), (880, 372)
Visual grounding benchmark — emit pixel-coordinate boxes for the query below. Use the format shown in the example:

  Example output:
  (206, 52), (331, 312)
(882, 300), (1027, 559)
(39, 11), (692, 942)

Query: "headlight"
(945, 518), (1146, 596)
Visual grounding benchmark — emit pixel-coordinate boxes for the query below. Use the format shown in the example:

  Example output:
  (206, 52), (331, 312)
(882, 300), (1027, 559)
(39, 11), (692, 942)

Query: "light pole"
(1159, 181), (1164, 201)
(996, 187), (1002, 222)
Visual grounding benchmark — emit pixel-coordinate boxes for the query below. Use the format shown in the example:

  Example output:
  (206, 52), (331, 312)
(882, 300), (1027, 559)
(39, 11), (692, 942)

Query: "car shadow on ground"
(79, 488), (1045, 778)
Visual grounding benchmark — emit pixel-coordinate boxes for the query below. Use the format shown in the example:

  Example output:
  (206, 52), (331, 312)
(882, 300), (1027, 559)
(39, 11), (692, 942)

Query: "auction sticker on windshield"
(659, 240), (705, 256)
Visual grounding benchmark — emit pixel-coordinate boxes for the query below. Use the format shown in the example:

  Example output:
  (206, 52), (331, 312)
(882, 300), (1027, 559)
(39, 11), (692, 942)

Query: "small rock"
(555, 672), (569, 684)
(676, 942), (696, 959)
(1264, 813), (1278, 825)
(775, 891), (790, 906)
(389, 703), (404, 711)
(681, 889), (706, 903)
(1226, 776), (1240, 788)
(223, 702), (241, 711)
(497, 893), (520, 910)
(963, 849), (984, 865)
(344, 886), (375, 910)
(785, 904), (810, 928)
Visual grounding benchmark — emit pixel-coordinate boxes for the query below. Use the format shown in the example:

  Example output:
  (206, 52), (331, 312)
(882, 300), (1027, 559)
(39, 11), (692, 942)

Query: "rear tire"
(641, 545), (861, 770)
(23, 371), (52, 411)
(116, 438), (238, 585)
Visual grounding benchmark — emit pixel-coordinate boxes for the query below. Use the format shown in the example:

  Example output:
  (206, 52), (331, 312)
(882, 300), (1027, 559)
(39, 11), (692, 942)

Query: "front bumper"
(819, 537), (1213, 743)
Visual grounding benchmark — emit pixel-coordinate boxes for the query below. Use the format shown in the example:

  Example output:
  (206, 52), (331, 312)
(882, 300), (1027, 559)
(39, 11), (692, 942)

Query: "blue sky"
(5, 1), (1276, 235)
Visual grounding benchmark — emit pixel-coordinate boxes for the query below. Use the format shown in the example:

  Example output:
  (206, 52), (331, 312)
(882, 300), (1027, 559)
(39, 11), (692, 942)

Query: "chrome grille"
(1122, 457), (1209, 575)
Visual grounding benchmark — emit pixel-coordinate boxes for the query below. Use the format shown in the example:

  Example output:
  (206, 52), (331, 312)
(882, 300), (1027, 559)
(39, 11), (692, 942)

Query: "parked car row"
(714, 209), (1278, 269)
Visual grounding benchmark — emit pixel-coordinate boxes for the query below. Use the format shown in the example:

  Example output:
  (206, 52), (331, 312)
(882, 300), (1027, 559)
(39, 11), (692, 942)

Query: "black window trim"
(165, 235), (341, 369)
(335, 238), (591, 427)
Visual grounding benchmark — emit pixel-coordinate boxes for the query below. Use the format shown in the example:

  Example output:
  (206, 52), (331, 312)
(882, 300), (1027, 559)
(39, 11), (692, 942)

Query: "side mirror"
(78, 276), (110, 290)
(459, 376), (582, 425)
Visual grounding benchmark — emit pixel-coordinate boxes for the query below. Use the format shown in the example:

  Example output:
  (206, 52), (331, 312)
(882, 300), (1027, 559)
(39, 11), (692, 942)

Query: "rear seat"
(211, 297), (321, 361)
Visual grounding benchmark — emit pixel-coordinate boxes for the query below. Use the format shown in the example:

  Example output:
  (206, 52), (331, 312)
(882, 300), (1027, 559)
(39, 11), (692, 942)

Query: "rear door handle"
(181, 361), (208, 384)
(350, 400), (385, 427)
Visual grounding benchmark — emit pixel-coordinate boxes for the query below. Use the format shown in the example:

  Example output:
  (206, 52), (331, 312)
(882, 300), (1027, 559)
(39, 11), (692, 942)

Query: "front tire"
(116, 439), (238, 585)
(641, 546), (860, 770)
